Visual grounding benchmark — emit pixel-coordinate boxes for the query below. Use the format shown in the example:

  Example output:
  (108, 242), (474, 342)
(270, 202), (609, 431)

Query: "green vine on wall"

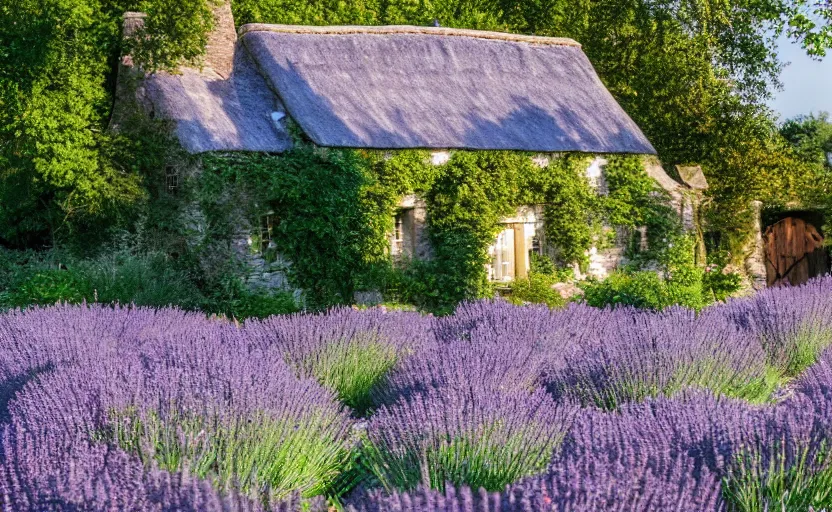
(200, 147), (387, 309)
(602, 155), (680, 263)
(530, 155), (597, 266)
(195, 143), (673, 313)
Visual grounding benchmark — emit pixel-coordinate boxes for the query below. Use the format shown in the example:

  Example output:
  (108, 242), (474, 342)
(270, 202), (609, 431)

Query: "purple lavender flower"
(544, 306), (772, 408)
(0, 304), (352, 508)
(360, 385), (577, 493)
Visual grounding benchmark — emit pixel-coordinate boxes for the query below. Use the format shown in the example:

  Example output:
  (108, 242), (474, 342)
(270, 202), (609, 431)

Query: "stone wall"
(744, 200), (768, 290)
(172, 151), (690, 298)
(385, 154), (689, 282)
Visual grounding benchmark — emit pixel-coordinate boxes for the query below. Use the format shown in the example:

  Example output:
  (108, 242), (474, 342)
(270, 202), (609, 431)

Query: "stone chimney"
(120, 12), (147, 68)
(122, 11), (147, 37)
(109, 12), (148, 131)
(109, 4), (237, 129)
(204, 0), (237, 78)
(118, 2), (237, 77)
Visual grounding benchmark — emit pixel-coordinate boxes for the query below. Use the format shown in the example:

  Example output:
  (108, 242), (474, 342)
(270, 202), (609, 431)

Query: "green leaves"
(125, 0), (214, 72)
(296, 336), (400, 414)
(539, 155), (596, 266)
(109, 407), (351, 501)
(0, 0), (217, 246)
(201, 149), (380, 309)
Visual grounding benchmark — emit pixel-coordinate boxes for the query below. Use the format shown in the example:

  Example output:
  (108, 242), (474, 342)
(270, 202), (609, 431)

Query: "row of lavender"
(1, 278), (832, 510)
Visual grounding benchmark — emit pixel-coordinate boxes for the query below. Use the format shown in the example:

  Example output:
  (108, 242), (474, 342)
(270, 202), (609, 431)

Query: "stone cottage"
(114, 3), (696, 290)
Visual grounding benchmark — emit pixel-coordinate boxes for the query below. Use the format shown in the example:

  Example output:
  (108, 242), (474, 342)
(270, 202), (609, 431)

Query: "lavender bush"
(360, 386), (576, 493)
(247, 308), (433, 414)
(719, 277), (832, 378)
(0, 305), (351, 509)
(543, 306), (775, 408)
(3, 278), (832, 510)
(721, 345), (832, 511)
(347, 454), (726, 512)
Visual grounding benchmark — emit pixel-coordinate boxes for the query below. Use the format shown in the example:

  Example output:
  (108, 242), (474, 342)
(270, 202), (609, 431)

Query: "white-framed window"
(393, 213), (405, 256)
(259, 211), (275, 253)
(165, 165), (179, 195)
(490, 228), (516, 282)
(488, 222), (540, 282)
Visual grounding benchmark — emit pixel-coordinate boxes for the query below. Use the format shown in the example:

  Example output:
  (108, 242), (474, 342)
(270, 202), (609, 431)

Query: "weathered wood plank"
(764, 217), (826, 286)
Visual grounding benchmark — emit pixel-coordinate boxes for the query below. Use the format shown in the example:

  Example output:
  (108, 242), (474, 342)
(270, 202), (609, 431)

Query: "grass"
(107, 407), (351, 501)
(295, 336), (400, 415)
(723, 442), (832, 511)
(359, 422), (564, 493)
(767, 323), (832, 380)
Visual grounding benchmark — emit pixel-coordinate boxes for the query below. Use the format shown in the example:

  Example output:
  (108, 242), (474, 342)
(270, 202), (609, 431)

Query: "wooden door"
(764, 217), (827, 287)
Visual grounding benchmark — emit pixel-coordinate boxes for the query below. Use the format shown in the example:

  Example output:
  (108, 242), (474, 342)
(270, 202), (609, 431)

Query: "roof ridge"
(237, 24), (581, 47)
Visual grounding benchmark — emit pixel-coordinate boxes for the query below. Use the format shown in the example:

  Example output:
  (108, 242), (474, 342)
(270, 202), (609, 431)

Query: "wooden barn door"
(764, 217), (828, 287)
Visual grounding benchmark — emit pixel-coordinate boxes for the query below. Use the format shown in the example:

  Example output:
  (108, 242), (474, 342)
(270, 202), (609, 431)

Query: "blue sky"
(768, 34), (832, 121)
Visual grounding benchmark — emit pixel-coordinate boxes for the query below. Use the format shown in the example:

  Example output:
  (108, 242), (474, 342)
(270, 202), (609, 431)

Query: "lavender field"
(3, 279), (832, 511)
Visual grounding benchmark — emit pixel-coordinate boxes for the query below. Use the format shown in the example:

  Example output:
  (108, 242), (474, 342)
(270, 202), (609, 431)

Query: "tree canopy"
(0, 0), (831, 250)
(0, 0), (212, 246)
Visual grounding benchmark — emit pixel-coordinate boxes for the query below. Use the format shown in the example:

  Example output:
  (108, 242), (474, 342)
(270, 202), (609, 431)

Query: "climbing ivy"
(533, 155), (598, 267)
(194, 143), (671, 313)
(200, 148), (388, 309)
(602, 155), (680, 262)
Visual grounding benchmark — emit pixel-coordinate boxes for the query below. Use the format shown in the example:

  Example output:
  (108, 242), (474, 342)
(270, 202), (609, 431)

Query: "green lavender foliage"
(766, 323), (832, 380)
(109, 407), (351, 501)
(360, 428), (558, 493)
(579, 361), (781, 411)
(296, 337), (401, 415)
(724, 443), (832, 511)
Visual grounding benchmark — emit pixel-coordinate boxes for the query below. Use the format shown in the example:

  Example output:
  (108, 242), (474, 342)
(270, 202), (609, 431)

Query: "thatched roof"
(143, 50), (292, 154)
(239, 24), (656, 154)
(139, 22), (655, 155)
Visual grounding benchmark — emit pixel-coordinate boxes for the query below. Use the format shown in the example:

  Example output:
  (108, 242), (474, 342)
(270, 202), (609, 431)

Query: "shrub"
(223, 289), (300, 320)
(582, 234), (712, 311)
(724, 277), (832, 379)
(505, 272), (567, 309)
(724, 442), (832, 512)
(9, 278), (832, 510)
(247, 308), (433, 414)
(581, 270), (705, 311)
(0, 251), (207, 311)
(375, 303), (566, 406)
(544, 307), (776, 408)
(778, 323), (832, 378)
(78, 252), (204, 309)
(0, 307), (354, 507)
(109, 407), (350, 500)
(7, 268), (92, 307)
(703, 263), (744, 302)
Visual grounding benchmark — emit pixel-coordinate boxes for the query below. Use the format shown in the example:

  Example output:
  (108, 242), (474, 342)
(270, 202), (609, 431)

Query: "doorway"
(763, 216), (828, 286)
